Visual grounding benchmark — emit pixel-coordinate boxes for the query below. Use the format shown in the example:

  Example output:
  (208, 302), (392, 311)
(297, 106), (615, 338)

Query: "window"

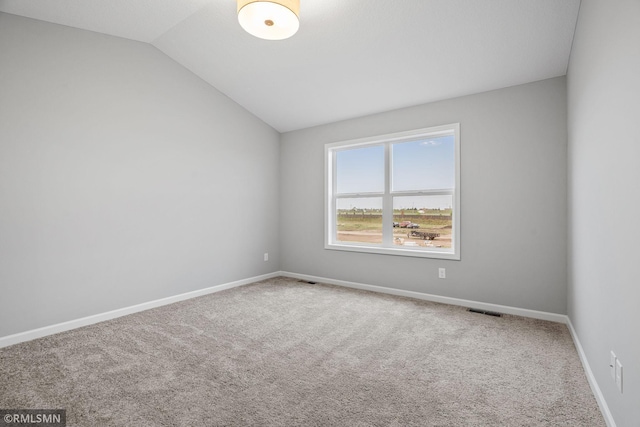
(325, 124), (460, 260)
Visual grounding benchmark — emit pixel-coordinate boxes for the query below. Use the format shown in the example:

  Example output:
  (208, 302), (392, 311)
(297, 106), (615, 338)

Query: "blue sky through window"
(392, 135), (454, 191)
(335, 135), (454, 210)
(336, 145), (384, 194)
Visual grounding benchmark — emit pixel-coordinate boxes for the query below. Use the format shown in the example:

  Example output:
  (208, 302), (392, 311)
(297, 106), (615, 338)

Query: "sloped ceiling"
(0, 0), (581, 132)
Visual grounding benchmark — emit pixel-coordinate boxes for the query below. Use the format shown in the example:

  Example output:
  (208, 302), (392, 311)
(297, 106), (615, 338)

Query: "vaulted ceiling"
(0, 0), (581, 132)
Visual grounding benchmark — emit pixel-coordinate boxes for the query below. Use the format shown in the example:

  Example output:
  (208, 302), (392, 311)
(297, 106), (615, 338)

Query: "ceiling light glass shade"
(237, 0), (300, 40)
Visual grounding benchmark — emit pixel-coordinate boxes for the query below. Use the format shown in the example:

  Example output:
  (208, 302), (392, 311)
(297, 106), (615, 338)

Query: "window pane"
(336, 145), (384, 194)
(336, 198), (382, 245)
(391, 135), (455, 192)
(393, 195), (453, 248)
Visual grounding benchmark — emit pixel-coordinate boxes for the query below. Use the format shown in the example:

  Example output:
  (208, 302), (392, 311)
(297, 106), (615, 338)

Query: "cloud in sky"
(420, 140), (442, 146)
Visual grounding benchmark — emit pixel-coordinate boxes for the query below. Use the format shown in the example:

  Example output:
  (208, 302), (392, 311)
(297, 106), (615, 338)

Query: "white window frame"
(325, 123), (460, 260)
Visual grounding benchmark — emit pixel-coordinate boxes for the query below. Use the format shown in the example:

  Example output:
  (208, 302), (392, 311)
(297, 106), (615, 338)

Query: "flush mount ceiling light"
(237, 0), (300, 40)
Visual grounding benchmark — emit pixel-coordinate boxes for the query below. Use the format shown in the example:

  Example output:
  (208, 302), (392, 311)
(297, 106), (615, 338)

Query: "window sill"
(325, 243), (460, 260)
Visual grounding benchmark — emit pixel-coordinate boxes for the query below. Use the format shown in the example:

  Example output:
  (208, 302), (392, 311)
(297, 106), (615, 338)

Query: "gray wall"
(0, 13), (280, 338)
(567, 0), (640, 425)
(280, 77), (568, 314)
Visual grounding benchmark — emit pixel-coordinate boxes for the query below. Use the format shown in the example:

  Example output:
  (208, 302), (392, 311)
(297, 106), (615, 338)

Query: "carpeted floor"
(0, 277), (605, 426)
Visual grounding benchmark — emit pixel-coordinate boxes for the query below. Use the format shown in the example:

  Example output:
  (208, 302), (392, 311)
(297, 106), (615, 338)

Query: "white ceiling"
(0, 0), (581, 132)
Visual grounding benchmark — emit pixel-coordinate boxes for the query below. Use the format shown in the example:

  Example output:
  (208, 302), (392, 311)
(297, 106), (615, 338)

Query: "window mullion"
(382, 143), (393, 247)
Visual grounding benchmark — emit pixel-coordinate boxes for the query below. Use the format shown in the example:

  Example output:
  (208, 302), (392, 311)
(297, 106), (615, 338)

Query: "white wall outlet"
(615, 359), (623, 393)
(438, 268), (446, 279)
(610, 351), (616, 380)
(264, 253), (269, 262)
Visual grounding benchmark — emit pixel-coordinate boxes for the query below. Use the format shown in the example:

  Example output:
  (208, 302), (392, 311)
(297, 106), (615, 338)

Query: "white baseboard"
(0, 272), (280, 349)
(566, 318), (616, 427)
(0, 270), (615, 426)
(1, 271), (565, 349)
(280, 271), (568, 323)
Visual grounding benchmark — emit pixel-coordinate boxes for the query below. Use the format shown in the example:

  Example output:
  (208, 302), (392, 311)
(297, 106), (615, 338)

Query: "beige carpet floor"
(0, 276), (605, 426)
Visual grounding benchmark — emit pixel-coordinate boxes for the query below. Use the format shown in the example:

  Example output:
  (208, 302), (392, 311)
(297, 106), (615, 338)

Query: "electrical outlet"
(610, 351), (616, 380)
(615, 359), (623, 393)
(264, 253), (269, 262)
(438, 268), (446, 279)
